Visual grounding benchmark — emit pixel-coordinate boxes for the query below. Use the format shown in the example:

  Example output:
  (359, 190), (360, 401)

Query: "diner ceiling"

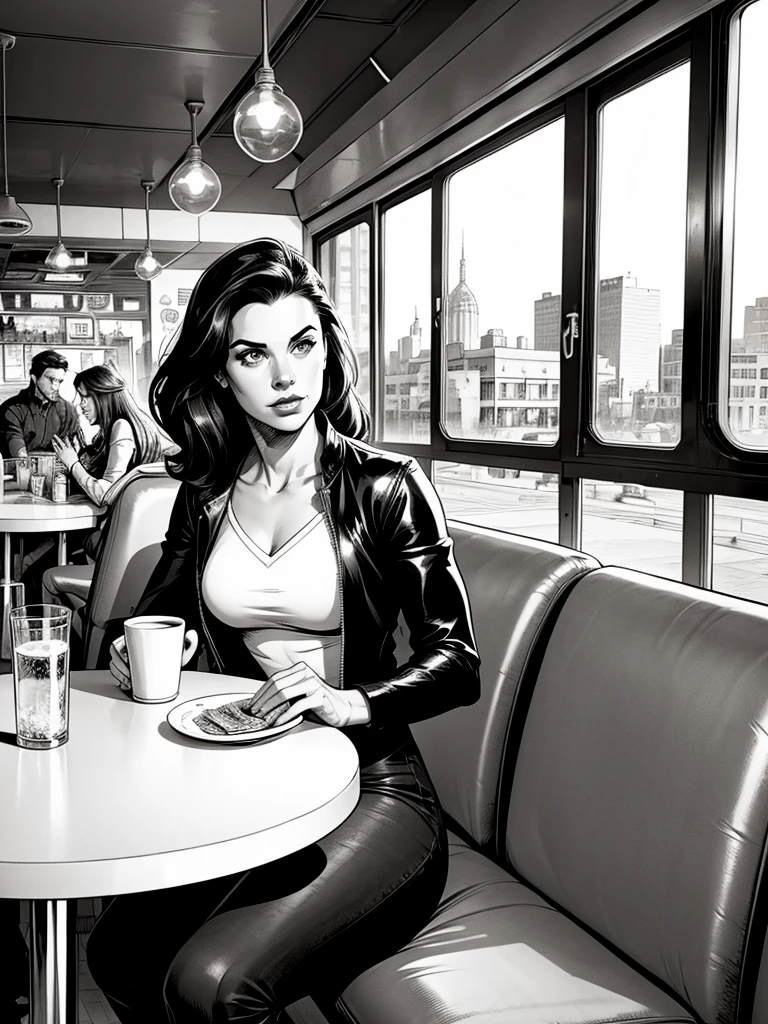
(0, 0), (477, 285)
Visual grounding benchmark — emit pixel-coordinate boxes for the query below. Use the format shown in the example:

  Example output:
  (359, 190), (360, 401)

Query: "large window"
(592, 62), (690, 448)
(381, 191), (431, 443)
(712, 495), (768, 602)
(721, 0), (768, 449)
(434, 462), (559, 542)
(318, 223), (371, 410)
(581, 482), (683, 581)
(308, 4), (768, 607)
(443, 118), (564, 443)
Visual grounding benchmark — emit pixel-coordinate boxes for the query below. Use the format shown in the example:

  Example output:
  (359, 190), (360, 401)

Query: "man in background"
(0, 348), (79, 457)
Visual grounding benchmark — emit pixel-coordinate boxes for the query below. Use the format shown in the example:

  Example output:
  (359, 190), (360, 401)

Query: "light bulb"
(233, 73), (303, 163)
(45, 241), (74, 271)
(168, 145), (222, 216)
(134, 247), (162, 281)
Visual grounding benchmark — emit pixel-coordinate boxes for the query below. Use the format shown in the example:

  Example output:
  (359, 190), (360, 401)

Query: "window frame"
(376, 176), (434, 451)
(428, 101), (566, 473)
(309, 0), (768, 510)
(312, 209), (376, 427)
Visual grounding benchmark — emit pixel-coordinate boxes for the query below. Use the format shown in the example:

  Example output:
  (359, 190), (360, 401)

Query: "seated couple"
(26, 363), (164, 605)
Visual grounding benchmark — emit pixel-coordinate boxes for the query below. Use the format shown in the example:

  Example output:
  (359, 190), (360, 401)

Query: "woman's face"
(224, 295), (326, 432)
(77, 387), (98, 425)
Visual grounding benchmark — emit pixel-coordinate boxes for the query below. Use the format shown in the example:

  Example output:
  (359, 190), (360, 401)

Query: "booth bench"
(329, 521), (768, 1024)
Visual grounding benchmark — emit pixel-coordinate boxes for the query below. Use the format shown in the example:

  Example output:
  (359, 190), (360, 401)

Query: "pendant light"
(168, 101), (221, 216)
(0, 33), (31, 236)
(232, 0), (303, 163)
(134, 180), (162, 281)
(45, 178), (73, 270)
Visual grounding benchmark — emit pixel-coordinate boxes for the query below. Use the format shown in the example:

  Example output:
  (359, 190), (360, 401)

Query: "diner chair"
(73, 464), (180, 669)
(41, 462), (170, 618)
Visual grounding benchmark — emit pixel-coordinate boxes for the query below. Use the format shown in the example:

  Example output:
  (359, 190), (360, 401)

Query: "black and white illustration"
(3, 3), (768, 1024)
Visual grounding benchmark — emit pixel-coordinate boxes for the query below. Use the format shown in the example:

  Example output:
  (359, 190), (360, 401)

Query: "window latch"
(562, 312), (579, 360)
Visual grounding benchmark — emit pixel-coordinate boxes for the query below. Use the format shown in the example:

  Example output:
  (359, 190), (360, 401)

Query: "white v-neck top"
(201, 502), (342, 686)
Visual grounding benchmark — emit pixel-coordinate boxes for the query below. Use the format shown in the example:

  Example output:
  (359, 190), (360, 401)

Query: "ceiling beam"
(7, 116), (189, 134)
(5, 29), (255, 59)
(315, 1), (429, 29)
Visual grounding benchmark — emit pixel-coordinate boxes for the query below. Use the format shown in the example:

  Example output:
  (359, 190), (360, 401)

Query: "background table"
(0, 492), (102, 573)
(0, 669), (361, 1023)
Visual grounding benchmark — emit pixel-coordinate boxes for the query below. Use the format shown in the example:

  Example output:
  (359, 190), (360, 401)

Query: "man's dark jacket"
(0, 384), (79, 458)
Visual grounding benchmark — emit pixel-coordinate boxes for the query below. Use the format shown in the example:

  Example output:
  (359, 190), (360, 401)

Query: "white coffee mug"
(123, 615), (198, 704)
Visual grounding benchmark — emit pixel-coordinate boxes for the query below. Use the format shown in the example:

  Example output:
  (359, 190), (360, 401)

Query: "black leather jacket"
(135, 414), (481, 766)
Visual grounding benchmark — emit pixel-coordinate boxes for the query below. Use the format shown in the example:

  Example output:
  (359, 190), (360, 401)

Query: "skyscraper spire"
(446, 228), (478, 346)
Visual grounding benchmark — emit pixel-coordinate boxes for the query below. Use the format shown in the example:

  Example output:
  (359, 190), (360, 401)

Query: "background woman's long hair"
(74, 364), (164, 477)
(149, 237), (370, 498)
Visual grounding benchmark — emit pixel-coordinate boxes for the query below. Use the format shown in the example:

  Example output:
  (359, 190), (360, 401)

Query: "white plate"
(167, 692), (302, 744)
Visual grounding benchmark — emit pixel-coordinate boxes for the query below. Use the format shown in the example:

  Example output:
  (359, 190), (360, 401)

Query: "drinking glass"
(11, 604), (71, 749)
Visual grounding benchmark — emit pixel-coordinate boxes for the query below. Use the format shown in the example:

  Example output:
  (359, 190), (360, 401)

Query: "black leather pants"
(86, 741), (447, 1023)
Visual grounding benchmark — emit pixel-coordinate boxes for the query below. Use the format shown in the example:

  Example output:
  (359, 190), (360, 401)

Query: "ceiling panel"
(294, 63), (385, 159)
(267, 19), (393, 121)
(0, 0), (306, 54)
(0, 0), (480, 238)
(219, 159), (300, 216)
(6, 37), (251, 132)
(199, 136), (265, 178)
(4, 122), (91, 182)
(374, 0), (477, 78)
(320, 0), (414, 19)
(46, 129), (192, 207)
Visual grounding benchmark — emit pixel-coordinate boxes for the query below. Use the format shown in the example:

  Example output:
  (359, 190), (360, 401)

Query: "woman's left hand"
(51, 434), (79, 471)
(244, 662), (361, 728)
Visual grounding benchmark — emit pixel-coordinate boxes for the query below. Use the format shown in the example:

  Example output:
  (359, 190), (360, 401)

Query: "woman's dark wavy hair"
(149, 237), (370, 497)
(74, 364), (164, 477)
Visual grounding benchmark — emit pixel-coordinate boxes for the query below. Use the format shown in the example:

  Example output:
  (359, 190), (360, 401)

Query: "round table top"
(0, 670), (360, 899)
(0, 493), (102, 532)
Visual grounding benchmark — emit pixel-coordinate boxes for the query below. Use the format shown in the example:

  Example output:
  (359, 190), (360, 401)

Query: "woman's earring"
(214, 373), (229, 389)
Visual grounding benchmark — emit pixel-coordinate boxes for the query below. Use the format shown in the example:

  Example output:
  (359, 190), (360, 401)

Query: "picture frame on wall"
(66, 318), (94, 342)
(3, 343), (24, 380)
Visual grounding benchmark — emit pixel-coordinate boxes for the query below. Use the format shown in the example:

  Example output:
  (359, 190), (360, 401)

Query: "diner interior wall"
(149, 269), (203, 367)
(21, 202), (303, 260)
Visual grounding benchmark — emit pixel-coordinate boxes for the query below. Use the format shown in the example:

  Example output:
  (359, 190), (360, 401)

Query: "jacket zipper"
(319, 485), (345, 690)
(196, 512), (225, 672)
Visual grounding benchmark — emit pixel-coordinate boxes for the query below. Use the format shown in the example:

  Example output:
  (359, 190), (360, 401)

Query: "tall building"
(534, 292), (561, 350)
(597, 275), (661, 397)
(660, 329), (683, 396)
(445, 238), (479, 347)
(321, 226), (370, 397)
(743, 297), (768, 353)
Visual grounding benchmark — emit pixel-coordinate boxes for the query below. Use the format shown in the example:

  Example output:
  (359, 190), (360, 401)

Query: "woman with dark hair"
(86, 237), (480, 1024)
(52, 363), (164, 505)
(40, 364), (165, 610)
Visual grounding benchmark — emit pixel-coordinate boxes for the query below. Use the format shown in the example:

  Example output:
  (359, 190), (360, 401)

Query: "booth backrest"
(81, 466), (180, 669)
(506, 566), (768, 1023)
(409, 521), (599, 851)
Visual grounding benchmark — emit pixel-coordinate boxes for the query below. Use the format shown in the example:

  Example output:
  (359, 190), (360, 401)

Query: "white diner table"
(0, 669), (361, 1024)
(0, 491), (102, 575)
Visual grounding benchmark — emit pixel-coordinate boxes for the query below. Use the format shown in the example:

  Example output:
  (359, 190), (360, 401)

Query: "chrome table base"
(30, 900), (79, 1024)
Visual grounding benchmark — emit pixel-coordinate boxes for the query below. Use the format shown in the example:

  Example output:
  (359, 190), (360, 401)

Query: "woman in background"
(38, 365), (165, 608)
(52, 363), (164, 506)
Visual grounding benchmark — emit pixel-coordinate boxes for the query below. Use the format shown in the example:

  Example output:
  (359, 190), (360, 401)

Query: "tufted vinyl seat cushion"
(507, 568), (768, 1024)
(409, 522), (599, 850)
(337, 832), (694, 1024)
